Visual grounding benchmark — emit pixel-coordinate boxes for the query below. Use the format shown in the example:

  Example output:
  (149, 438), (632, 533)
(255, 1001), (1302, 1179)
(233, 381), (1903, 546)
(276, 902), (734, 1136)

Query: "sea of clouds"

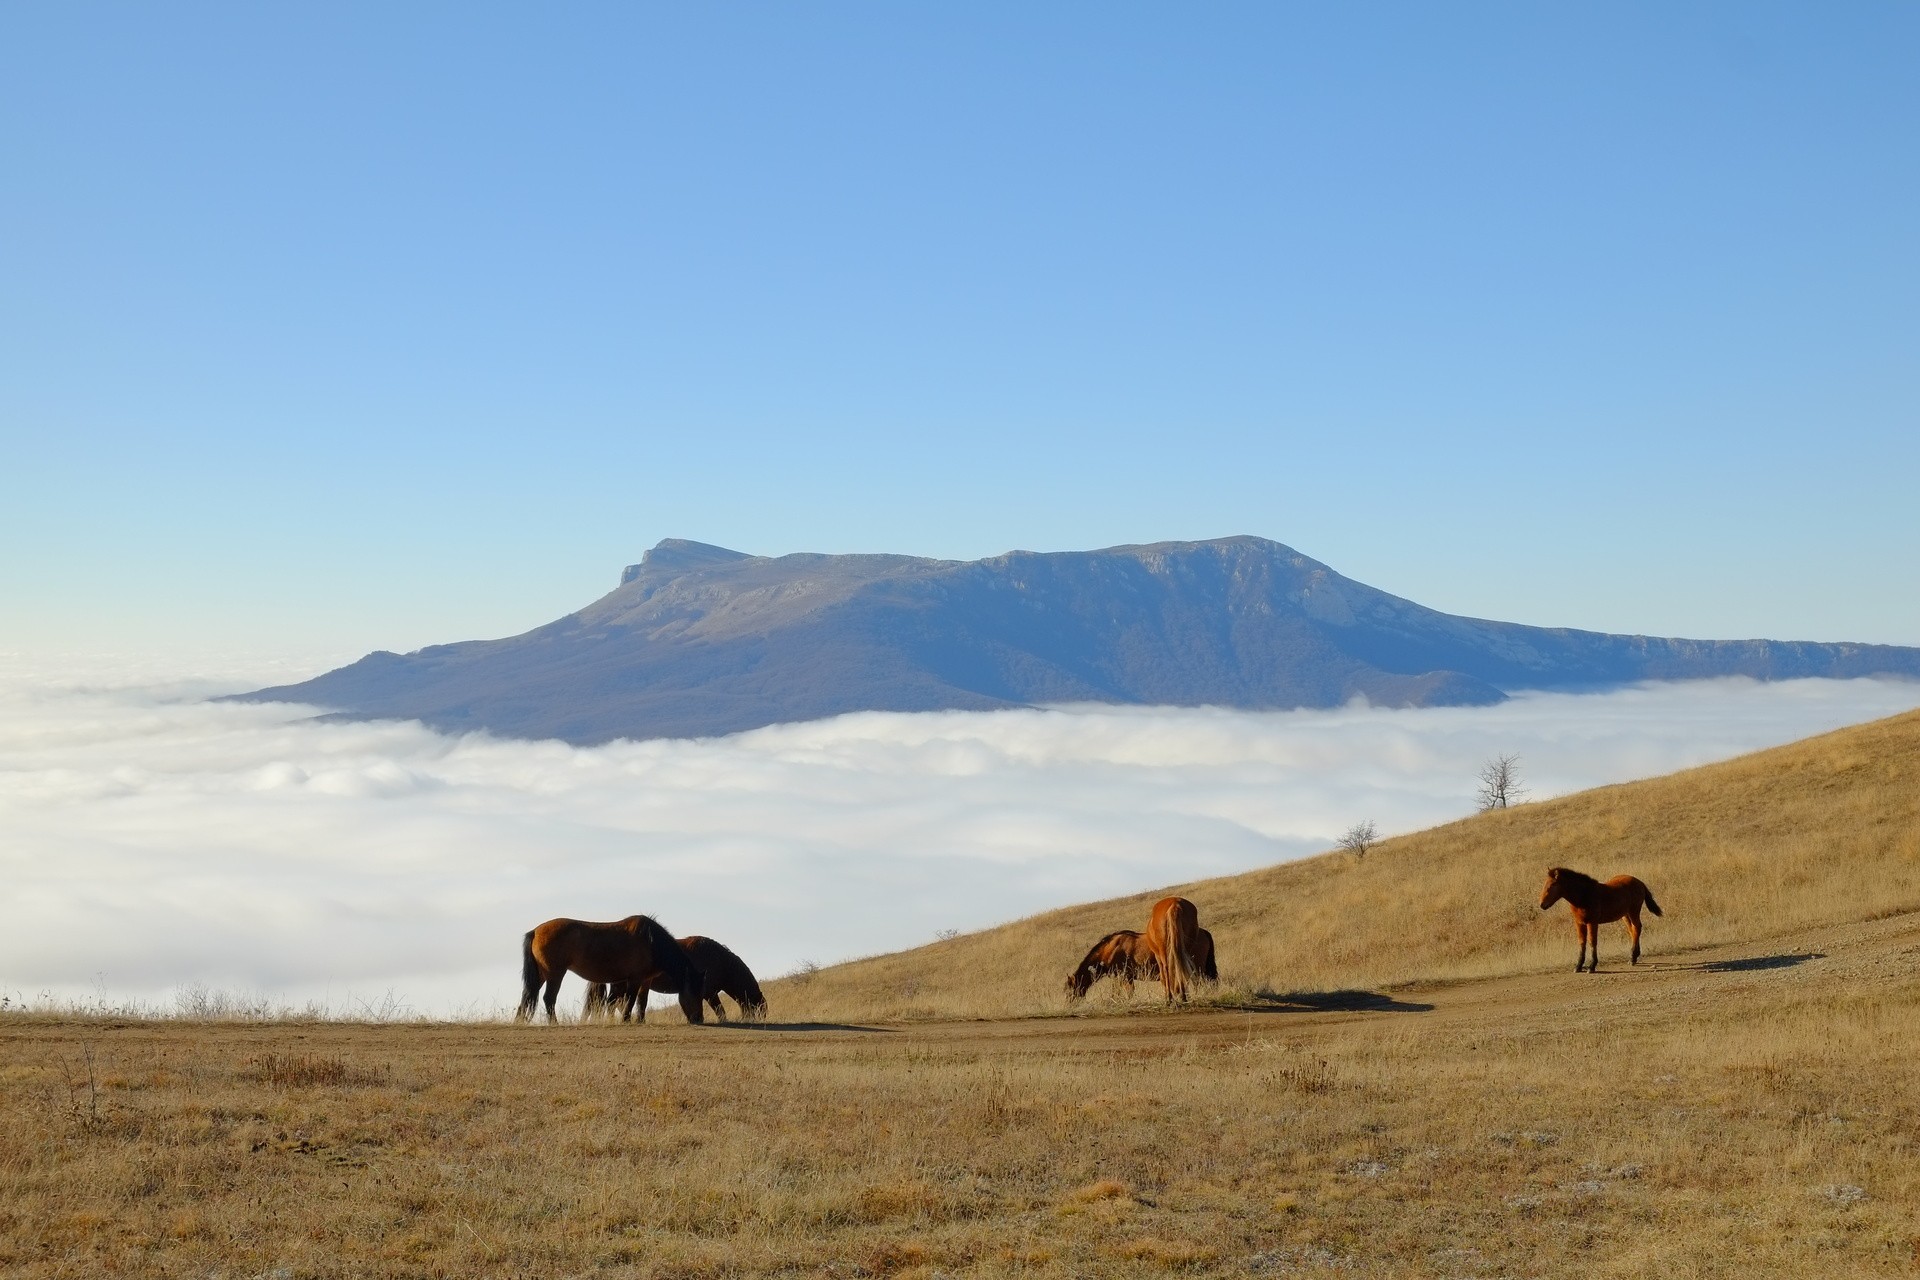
(3, 652), (1916, 1018)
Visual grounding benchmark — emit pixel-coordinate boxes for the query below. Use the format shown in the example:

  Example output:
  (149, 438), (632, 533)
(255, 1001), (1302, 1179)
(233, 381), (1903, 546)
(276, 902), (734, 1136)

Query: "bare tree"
(1477, 754), (1526, 811)
(1337, 820), (1378, 860)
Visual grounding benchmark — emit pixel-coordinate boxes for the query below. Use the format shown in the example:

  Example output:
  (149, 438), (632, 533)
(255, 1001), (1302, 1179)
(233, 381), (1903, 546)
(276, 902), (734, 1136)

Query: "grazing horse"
(1144, 896), (1203, 1003)
(587, 935), (769, 1022)
(1065, 925), (1222, 1000)
(1193, 926), (1219, 983)
(1064, 929), (1155, 999)
(1539, 867), (1663, 972)
(516, 915), (707, 1024)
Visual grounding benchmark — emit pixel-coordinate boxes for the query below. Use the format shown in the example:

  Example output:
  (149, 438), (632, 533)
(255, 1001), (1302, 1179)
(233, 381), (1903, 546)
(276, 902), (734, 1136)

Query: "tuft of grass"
(240, 1053), (389, 1088)
(1066, 1178), (1132, 1205)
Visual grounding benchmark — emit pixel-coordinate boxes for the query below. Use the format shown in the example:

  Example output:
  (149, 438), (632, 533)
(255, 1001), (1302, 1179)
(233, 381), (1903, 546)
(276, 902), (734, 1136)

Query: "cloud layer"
(3, 657), (1917, 1016)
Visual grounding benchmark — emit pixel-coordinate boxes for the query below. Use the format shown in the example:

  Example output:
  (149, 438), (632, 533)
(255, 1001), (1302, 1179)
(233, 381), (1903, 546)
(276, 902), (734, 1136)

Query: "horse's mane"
(1550, 867), (1602, 892)
(637, 915), (703, 989)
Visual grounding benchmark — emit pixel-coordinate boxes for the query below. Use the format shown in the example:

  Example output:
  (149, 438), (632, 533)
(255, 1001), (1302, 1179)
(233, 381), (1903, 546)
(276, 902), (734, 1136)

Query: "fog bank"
(3, 658), (1915, 1016)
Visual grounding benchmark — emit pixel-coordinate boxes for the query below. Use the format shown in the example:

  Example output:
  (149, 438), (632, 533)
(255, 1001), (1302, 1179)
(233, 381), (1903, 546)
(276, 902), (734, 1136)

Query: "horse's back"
(1146, 897), (1201, 998)
(1588, 876), (1655, 921)
(682, 935), (747, 984)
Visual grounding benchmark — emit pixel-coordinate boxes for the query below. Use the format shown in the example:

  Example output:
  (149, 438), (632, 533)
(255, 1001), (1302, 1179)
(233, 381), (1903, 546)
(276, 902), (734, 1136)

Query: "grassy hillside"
(772, 707), (1920, 1022)
(9, 710), (1920, 1277)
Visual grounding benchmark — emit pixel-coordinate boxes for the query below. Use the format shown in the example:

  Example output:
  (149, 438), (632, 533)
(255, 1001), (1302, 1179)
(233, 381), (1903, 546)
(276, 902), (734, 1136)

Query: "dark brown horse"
(1539, 867), (1663, 972)
(1145, 896), (1203, 1003)
(516, 915), (706, 1024)
(1065, 926), (1219, 999)
(1192, 926), (1219, 983)
(586, 935), (768, 1022)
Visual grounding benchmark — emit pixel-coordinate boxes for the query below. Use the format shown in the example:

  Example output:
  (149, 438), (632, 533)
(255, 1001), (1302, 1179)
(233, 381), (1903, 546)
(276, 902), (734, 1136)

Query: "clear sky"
(3, 3), (1916, 663)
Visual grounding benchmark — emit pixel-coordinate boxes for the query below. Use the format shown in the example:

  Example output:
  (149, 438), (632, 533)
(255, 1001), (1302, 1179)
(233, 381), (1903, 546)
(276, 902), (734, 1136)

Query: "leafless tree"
(1477, 754), (1526, 810)
(1337, 820), (1378, 860)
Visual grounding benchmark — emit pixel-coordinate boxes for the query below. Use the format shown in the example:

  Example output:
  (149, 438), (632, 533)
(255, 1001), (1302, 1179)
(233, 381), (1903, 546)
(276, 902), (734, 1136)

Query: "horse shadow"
(703, 1019), (896, 1034)
(1235, 989), (1435, 1015)
(1692, 952), (1824, 974)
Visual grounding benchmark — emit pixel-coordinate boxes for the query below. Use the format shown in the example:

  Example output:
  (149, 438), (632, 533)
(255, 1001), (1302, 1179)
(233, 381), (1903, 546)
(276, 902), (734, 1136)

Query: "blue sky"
(3, 3), (1916, 662)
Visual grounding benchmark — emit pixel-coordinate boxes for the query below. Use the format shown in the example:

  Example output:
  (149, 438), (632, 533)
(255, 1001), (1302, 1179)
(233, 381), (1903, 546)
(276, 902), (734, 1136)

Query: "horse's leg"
(1627, 910), (1643, 965)
(630, 986), (648, 1024)
(1574, 919), (1587, 972)
(708, 993), (726, 1021)
(1586, 922), (1600, 972)
(542, 970), (564, 1023)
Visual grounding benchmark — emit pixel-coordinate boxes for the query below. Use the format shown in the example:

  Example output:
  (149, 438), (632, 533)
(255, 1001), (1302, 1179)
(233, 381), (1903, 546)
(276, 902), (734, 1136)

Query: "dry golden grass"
(4, 708), (1920, 1277)
(772, 708), (1920, 1022)
(5, 912), (1919, 1278)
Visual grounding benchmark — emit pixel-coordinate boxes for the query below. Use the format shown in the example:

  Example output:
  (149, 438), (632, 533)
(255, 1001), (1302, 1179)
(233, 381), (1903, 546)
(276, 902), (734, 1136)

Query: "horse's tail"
(515, 929), (541, 1022)
(1153, 899), (1198, 1002)
(1165, 928), (1196, 1001)
(1642, 883), (1663, 917)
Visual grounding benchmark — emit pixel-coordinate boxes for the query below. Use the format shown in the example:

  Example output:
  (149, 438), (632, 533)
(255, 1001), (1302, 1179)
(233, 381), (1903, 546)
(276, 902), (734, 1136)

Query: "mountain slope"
(770, 706), (1920, 1023)
(237, 536), (1920, 743)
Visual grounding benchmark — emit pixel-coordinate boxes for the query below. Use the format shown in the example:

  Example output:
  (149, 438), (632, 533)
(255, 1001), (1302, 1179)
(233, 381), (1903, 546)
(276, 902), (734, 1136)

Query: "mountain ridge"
(234, 536), (1920, 743)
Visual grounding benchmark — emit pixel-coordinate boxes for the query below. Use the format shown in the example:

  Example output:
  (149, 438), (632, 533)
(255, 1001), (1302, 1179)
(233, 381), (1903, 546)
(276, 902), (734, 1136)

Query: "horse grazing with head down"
(1065, 926), (1220, 1000)
(1192, 926), (1219, 983)
(516, 915), (707, 1024)
(1064, 930), (1154, 999)
(586, 935), (769, 1023)
(1144, 896), (1203, 1003)
(1539, 867), (1663, 973)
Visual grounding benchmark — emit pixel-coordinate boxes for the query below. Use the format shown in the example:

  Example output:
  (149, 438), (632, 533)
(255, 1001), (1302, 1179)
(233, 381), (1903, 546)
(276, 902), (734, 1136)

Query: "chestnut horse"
(1064, 929), (1154, 999)
(586, 935), (769, 1022)
(1145, 896), (1202, 1003)
(1539, 867), (1663, 972)
(516, 915), (706, 1024)
(1065, 925), (1219, 999)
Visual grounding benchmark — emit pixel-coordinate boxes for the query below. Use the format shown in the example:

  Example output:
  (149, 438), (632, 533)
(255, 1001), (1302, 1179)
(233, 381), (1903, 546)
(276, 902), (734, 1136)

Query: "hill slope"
(772, 707), (1920, 1022)
(236, 536), (1920, 743)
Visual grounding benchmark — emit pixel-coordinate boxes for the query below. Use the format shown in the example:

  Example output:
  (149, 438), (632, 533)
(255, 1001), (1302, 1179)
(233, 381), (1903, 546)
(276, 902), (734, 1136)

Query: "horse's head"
(1540, 867), (1566, 910)
(1064, 965), (1094, 1000)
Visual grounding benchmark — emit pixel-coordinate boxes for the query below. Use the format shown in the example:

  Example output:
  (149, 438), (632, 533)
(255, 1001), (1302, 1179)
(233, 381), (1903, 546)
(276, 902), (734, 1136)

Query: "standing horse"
(1144, 896), (1202, 1003)
(1065, 925), (1219, 1000)
(516, 915), (707, 1024)
(1064, 929), (1155, 999)
(587, 935), (769, 1022)
(1539, 867), (1663, 972)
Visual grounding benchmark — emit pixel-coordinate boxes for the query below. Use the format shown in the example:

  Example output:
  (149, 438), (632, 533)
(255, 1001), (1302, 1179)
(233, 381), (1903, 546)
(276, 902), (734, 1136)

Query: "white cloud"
(2, 656), (1916, 1016)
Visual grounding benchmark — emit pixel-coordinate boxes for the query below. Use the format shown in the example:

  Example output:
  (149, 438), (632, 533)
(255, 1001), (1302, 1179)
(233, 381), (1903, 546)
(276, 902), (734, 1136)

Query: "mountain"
(234, 536), (1920, 744)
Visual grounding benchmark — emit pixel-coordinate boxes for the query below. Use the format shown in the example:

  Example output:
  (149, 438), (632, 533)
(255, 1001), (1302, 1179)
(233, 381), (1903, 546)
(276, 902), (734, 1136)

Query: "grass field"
(4, 709), (1919, 1278)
